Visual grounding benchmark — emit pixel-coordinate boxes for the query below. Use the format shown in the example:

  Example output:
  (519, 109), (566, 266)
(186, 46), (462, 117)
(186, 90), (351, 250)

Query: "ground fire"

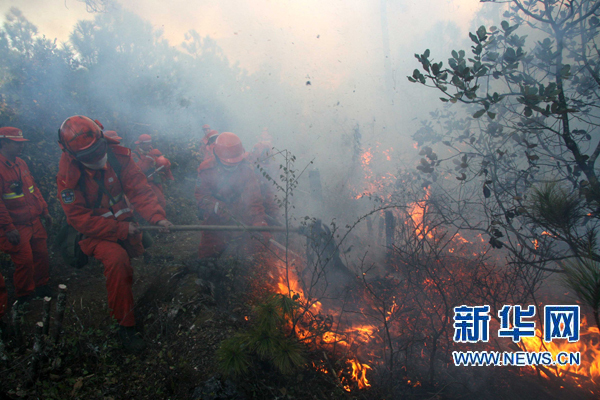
(1, 1), (599, 398)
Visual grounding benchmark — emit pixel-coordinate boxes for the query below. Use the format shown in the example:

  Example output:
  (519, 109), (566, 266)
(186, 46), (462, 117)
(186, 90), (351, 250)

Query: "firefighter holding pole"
(194, 132), (270, 261)
(56, 116), (173, 353)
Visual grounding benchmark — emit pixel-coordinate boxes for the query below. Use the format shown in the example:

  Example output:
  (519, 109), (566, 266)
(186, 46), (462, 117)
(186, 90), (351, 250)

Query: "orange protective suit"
(194, 158), (268, 259)
(0, 153), (50, 316)
(132, 146), (166, 209)
(57, 142), (166, 326)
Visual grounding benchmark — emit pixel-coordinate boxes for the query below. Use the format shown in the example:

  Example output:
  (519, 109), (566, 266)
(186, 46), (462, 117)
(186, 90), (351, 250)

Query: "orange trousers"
(0, 217), (49, 301)
(80, 235), (144, 327)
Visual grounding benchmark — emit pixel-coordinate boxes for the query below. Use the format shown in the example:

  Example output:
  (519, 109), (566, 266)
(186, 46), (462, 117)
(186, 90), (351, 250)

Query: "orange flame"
(271, 257), (372, 390)
(347, 359), (371, 390)
(406, 188), (433, 238)
(520, 317), (600, 391)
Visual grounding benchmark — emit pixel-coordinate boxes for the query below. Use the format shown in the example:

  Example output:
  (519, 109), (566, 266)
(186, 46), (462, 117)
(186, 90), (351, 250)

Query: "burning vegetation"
(0, 0), (599, 398)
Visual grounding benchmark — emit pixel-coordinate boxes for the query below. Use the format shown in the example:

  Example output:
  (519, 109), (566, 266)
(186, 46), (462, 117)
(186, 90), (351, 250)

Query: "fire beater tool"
(146, 165), (164, 179)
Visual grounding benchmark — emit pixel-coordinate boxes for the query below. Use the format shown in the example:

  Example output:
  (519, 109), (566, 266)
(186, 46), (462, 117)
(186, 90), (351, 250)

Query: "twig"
(11, 301), (21, 346)
(53, 285), (68, 344)
(29, 322), (44, 383)
(323, 351), (345, 389)
(42, 297), (52, 336)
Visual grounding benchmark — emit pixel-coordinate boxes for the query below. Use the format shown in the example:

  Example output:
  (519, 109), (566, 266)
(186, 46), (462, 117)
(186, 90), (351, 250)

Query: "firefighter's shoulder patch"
(60, 189), (75, 204)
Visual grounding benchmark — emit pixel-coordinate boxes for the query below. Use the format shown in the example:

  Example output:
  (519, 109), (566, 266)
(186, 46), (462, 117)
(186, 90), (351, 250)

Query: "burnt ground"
(0, 229), (597, 400)
(0, 231), (353, 400)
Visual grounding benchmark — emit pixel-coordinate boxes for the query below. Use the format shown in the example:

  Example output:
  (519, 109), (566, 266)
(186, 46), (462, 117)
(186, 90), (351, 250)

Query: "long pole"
(139, 225), (303, 233)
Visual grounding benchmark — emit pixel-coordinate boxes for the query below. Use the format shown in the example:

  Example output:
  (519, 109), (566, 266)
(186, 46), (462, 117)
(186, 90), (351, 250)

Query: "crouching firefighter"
(56, 116), (173, 353)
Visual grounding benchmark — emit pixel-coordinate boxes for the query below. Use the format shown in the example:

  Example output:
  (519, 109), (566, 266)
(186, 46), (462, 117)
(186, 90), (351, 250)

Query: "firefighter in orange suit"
(103, 130), (123, 142)
(199, 130), (219, 165)
(195, 132), (269, 260)
(147, 149), (172, 209)
(150, 149), (175, 181)
(0, 127), (52, 321)
(57, 116), (173, 353)
(132, 134), (155, 175)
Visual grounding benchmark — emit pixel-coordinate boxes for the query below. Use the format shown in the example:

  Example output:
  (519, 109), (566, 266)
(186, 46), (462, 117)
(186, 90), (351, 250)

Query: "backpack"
(55, 222), (89, 269)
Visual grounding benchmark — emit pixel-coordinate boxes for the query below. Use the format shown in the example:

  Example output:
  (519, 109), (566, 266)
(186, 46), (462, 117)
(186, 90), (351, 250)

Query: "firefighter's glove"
(6, 229), (20, 245)
(128, 222), (141, 236)
(157, 219), (174, 233)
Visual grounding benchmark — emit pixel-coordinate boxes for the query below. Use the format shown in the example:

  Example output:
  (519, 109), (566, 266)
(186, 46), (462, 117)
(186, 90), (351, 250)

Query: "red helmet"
(135, 134), (152, 144)
(207, 130), (219, 144)
(104, 130), (122, 140)
(59, 116), (103, 154)
(0, 127), (28, 142)
(156, 156), (174, 180)
(202, 124), (210, 130)
(150, 149), (162, 157)
(156, 155), (171, 168)
(214, 132), (245, 166)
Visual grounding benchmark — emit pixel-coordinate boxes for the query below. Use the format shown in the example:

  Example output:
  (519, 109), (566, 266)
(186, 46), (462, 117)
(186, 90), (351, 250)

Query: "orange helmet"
(150, 149), (162, 157)
(202, 124), (210, 130)
(58, 116), (105, 160)
(135, 134), (152, 144)
(104, 130), (122, 140)
(156, 156), (174, 180)
(0, 127), (28, 142)
(207, 130), (219, 144)
(156, 155), (171, 168)
(214, 132), (245, 166)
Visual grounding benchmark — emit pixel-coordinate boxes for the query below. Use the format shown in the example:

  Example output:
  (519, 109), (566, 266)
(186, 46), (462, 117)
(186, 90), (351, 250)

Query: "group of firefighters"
(0, 116), (278, 353)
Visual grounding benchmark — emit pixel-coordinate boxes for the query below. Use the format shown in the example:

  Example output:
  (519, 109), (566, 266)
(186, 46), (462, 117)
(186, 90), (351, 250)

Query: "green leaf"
(477, 26), (488, 42)
(483, 185), (491, 198)
(487, 112), (496, 119)
(473, 109), (486, 118)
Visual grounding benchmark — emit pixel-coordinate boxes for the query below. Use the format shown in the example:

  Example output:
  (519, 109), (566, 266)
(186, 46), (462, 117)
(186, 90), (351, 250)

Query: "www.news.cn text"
(452, 351), (581, 367)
